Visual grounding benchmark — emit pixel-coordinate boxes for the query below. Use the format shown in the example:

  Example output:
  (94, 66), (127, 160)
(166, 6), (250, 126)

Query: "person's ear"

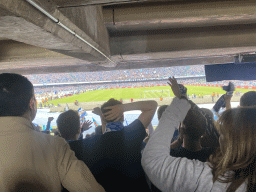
(201, 133), (206, 139)
(29, 97), (35, 110)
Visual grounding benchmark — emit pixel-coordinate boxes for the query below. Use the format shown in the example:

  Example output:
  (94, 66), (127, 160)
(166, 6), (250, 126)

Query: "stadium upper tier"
(26, 65), (204, 85)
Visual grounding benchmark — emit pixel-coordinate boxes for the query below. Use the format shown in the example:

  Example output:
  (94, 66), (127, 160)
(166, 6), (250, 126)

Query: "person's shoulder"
(69, 135), (101, 153)
(68, 139), (83, 145)
(170, 146), (186, 157)
(202, 147), (217, 155)
(34, 131), (70, 151)
(35, 131), (61, 143)
(123, 119), (145, 135)
(125, 119), (144, 129)
(122, 119), (146, 141)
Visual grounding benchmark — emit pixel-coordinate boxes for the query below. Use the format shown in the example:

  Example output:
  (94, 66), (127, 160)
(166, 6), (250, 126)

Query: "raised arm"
(141, 77), (212, 191)
(46, 117), (54, 131)
(92, 107), (107, 134)
(224, 94), (232, 110)
(104, 100), (158, 128)
(141, 98), (213, 191)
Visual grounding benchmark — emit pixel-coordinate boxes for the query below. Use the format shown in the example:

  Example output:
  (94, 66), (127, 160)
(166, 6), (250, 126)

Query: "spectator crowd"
(30, 65), (256, 98)
(26, 65), (205, 85)
(33, 76), (256, 101)
(1, 73), (256, 192)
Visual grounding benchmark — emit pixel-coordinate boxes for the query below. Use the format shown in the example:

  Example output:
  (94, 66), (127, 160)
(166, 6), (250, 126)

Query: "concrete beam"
(0, 55), (234, 75)
(109, 23), (256, 55)
(104, 0), (256, 32)
(0, 0), (110, 62)
(0, 47), (252, 75)
(0, 40), (72, 62)
(53, 0), (161, 7)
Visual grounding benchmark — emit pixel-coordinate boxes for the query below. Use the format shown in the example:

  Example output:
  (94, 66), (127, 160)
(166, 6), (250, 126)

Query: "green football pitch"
(47, 85), (252, 105)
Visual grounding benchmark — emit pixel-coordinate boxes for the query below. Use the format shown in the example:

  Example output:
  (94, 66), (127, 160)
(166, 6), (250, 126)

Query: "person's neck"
(74, 133), (80, 140)
(22, 111), (33, 122)
(183, 137), (202, 152)
(67, 136), (78, 141)
(108, 120), (123, 124)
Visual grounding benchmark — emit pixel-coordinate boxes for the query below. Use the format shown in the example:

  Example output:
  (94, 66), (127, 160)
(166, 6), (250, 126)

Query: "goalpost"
(143, 90), (170, 99)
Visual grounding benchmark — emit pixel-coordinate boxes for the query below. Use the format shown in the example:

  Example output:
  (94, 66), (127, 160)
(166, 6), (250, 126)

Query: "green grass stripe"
(46, 85), (252, 105)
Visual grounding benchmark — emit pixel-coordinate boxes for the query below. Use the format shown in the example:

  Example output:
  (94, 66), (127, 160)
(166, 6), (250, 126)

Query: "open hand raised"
(81, 120), (93, 132)
(168, 76), (182, 98)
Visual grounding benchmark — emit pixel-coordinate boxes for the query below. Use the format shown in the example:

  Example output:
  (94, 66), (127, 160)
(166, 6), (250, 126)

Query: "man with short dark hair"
(0, 73), (104, 191)
(240, 91), (256, 107)
(57, 110), (81, 141)
(169, 107), (215, 162)
(57, 110), (93, 141)
(169, 88), (215, 162)
(68, 98), (157, 192)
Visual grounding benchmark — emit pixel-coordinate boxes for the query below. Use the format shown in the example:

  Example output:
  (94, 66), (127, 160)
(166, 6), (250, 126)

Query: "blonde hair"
(209, 108), (256, 192)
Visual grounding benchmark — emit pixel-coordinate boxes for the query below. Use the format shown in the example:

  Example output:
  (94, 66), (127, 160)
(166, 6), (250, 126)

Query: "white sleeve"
(141, 98), (213, 192)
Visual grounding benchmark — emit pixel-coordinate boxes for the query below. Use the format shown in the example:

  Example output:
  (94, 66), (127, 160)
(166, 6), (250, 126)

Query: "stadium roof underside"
(1, 0), (256, 77)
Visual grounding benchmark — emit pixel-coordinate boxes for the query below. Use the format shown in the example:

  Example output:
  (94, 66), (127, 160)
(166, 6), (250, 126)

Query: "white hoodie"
(141, 98), (247, 192)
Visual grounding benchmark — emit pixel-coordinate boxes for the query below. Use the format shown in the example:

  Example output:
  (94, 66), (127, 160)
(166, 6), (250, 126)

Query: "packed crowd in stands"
(1, 73), (256, 191)
(34, 76), (256, 97)
(25, 65), (205, 84)
(29, 65), (256, 97)
(34, 81), (168, 94)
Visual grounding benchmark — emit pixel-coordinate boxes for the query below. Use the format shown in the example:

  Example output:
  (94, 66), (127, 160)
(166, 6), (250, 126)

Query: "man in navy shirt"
(67, 99), (157, 192)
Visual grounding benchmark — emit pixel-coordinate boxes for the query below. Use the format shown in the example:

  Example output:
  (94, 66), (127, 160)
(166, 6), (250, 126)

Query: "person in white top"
(142, 77), (255, 192)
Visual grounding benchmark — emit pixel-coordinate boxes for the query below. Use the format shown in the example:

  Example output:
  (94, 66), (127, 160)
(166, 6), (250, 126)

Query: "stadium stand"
(26, 65), (205, 84)
(28, 65), (256, 96)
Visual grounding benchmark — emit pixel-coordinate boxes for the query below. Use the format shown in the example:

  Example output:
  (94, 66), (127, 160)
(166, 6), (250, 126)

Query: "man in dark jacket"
(66, 99), (157, 192)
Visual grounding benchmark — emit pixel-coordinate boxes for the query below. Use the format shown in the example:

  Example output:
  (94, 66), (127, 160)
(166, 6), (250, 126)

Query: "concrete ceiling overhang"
(103, 1), (256, 32)
(53, 0), (166, 7)
(1, 0), (256, 74)
(0, 0), (110, 62)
